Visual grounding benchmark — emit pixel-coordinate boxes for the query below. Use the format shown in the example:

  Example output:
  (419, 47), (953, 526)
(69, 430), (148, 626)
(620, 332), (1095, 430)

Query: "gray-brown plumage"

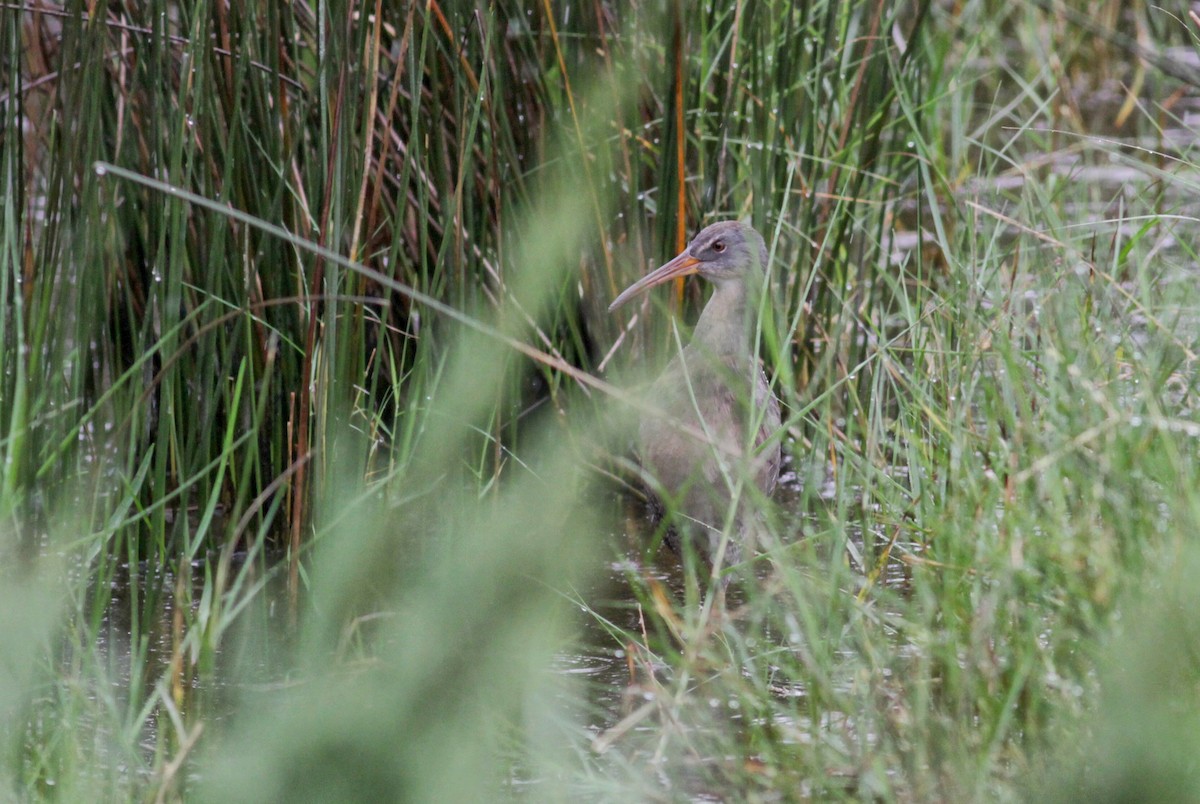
(609, 221), (781, 574)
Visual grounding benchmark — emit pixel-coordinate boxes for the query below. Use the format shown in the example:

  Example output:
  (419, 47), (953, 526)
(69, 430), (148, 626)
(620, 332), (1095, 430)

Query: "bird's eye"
(712, 241), (726, 253)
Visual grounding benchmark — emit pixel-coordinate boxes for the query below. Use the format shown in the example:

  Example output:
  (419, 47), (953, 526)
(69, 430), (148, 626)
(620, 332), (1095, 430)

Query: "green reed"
(2, 0), (1199, 800)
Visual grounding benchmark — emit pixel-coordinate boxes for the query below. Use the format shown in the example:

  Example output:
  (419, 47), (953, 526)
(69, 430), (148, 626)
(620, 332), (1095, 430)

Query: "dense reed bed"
(3, 0), (1200, 799)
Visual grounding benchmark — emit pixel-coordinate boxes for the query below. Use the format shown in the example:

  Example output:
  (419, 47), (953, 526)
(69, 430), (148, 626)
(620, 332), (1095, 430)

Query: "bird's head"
(609, 220), (768, 312)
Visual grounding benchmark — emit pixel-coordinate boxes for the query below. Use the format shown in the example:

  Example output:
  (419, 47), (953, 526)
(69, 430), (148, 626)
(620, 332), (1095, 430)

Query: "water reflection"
(85, 459), (919, 794)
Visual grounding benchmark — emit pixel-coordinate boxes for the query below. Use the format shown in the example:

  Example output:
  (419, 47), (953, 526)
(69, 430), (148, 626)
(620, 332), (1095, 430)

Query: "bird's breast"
(637, 353), (780, 501)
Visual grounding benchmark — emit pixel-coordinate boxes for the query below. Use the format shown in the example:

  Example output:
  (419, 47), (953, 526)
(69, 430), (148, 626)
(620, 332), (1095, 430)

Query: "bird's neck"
(690, 277), (759, 362)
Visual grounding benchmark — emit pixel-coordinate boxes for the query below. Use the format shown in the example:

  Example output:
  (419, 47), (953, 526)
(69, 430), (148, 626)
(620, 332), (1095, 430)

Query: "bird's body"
(610, 221), (781, 572)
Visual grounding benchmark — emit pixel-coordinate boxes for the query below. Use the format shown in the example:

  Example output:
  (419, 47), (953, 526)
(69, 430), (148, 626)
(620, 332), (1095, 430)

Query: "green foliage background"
(3, 0), (1200, 800)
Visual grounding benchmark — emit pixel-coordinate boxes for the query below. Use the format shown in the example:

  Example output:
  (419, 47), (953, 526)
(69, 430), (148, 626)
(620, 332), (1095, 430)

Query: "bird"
(609, 220), (781, 578)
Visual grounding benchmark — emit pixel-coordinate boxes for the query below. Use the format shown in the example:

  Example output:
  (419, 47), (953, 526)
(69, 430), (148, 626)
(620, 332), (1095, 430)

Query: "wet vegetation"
(3, 0), (1200, 799)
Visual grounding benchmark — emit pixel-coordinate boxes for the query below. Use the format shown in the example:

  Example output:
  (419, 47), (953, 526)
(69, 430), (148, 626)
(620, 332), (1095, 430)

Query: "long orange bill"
(608, 252), (701, 312)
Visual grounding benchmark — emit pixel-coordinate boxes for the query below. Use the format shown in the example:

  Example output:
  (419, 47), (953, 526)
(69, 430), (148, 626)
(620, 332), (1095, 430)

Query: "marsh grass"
(3, 0), (1200, 800)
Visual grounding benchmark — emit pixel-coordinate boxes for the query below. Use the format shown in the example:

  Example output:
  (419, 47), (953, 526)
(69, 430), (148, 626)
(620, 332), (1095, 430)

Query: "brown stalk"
(670, 0), (687, 307)
(290, 54), (348, 608)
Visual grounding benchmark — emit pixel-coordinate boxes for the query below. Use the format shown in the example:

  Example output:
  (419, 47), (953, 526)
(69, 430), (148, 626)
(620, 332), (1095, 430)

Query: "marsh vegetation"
(3, 1), (1200, 800)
